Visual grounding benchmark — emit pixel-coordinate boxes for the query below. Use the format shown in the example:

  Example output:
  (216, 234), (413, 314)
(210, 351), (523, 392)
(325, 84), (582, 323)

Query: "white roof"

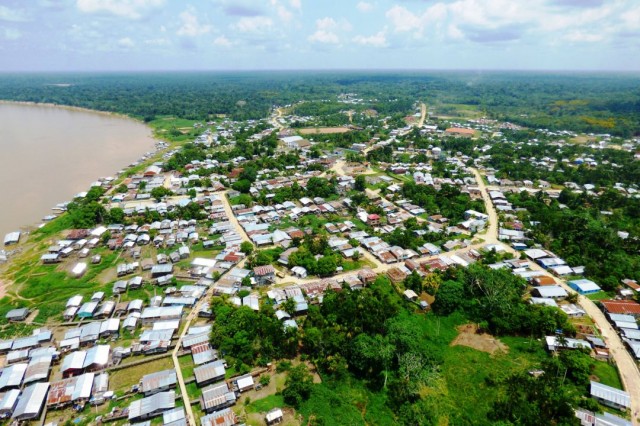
(236, 375), (254, 390)
(266, 408), (284, 422)
(590, 381), (631, 408)
(12, 382), (49, 419)
(0, 364), (27, 389)
(534, 285), (567, 298)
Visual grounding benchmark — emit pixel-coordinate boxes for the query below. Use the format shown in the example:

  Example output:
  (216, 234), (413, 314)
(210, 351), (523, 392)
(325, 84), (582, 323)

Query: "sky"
(0, 0), (639, 72)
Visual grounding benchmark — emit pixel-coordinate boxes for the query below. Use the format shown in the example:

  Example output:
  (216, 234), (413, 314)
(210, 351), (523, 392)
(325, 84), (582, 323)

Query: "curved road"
(471, 167), (640, 424)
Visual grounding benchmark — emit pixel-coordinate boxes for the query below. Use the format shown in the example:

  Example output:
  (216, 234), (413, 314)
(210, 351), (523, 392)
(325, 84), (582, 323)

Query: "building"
(569, 279), (601, 295)
(601, 300), (640, 317)
(201, 408), (239, 426)
(253, 265), (276, 285)
(194, 361), (226, 387)
(141, 370), (177, 396)
(266, 408), (284, 425)
(532, 285), (568, 299)
(589, 381), (630, 411)
(12, 382), (49, 421)
(5, 308), (29, 322)
(128, 391), (176, 422)
(200, 381), (237, 413)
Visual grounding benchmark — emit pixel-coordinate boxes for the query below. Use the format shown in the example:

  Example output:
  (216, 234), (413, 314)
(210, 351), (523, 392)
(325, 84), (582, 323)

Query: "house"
(201, 408), (239, 426)
(266, 408), (284, 425)
(141, 369), (177, 396)
(367, 214), (381, 226)
(532, 285), (568, 299)
(403, 289), (418, 301)
(5, 308), (29, 322)
(194, 360), (226, 387)
(601, 300), (640, 317)
(11, 382), (49, 421)
(128, 391), (176, 422)
(200, 381), (237, 413)
(569, 279), (601, 295)
(236, 374), (255, 392)
(253, 265), (276, 285)
(589, 381), (630, 411)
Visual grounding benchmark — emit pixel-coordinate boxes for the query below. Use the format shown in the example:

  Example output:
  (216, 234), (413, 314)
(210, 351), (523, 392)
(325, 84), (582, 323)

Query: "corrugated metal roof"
(93, 372), (109, 394)
(61, 351), (86, 373)
(194, 361), (225, 384)
(0, 389), (20, 412)
(200, 408), (238, 426)
(72, 372), (94, 401)
(200, 382), (235, 410)
(24, 355), (52, 384)
(141, 370), (176, 394)
(12, 382), (49, 420)
(590, 381), (631, 408)
(128, 390), (175, 420)
(0, 364), (27, 390)
(163, 407), (186, 425)
(182, 333), (208, 349)
(83, 345), (110, 368)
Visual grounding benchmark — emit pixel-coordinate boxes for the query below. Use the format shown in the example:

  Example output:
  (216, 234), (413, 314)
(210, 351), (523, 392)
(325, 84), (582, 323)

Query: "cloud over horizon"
(0, 0), (637, 71)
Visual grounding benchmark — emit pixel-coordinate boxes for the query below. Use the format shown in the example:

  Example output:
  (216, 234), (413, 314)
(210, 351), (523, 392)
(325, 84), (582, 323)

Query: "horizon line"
(1, 68), (640, 75)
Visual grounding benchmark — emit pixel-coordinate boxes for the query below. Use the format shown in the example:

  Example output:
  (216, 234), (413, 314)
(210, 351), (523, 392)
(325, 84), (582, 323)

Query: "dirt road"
(417, 102), (427, 127)
(471, 167), (640, 424)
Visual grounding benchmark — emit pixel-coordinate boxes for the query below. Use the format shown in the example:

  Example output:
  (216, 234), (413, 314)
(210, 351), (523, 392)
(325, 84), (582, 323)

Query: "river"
(0, 102), (156, 239)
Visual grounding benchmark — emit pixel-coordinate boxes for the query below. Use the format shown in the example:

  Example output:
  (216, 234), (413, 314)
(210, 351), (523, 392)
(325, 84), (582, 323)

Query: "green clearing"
(591, 360), (622, 389)
(587, 291), (615, 302)
(296, 312), (552, 426)
(179, 354), (196, 379)
(246, 394), (285, 414)
(1, 248), (121, 323)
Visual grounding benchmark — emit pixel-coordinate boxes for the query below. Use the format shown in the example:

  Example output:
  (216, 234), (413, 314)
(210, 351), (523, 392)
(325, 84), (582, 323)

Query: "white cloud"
(564, 31), (604, 43)
(117, 37), (135, 48)
(290, 0), (301, 10)
(2, 28), (21, 40)
(357, 2), (373, 13)
(144, 38), (169, 46)
(0, 6), (28, 22)
(353, 31), (387, 47)
(308, 17), (341, 44)
(213, 35), (233, 47)
(76, 0), (165, 20)
(177, 8), (212, 37)
(233, 16), (273, 33)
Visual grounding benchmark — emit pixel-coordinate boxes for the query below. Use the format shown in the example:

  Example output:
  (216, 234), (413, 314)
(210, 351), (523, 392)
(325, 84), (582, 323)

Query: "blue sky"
(0, 0), (638, 71)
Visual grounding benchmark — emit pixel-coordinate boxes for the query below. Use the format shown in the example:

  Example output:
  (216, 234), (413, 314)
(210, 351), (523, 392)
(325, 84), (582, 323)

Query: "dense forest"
(0, 71), (639, 136)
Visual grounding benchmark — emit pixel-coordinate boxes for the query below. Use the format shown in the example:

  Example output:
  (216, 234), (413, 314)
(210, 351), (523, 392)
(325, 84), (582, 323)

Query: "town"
(1, 93), (640, 426)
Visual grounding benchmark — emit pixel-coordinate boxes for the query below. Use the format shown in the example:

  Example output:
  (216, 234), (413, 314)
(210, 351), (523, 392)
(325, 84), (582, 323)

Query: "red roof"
(368, 214), (380, 220)
(601, 299), (640, 315)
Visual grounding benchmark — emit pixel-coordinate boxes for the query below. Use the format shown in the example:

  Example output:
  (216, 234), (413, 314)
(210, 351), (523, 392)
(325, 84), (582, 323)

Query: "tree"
(150, 186), (172, 202)
(232, 179), (252, 193)
(240, 241), (254, 255)
(355, 175), (367, 191)
(283, 364), (314, 407)
(403, 271), (423, 293)
(432, 280), (464, 315)
(316, 256), (337, 277)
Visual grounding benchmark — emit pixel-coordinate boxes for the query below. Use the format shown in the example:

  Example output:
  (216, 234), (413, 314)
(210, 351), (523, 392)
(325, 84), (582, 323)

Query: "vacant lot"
(298, 127), (351, 135)
(451, 324), (508, 355)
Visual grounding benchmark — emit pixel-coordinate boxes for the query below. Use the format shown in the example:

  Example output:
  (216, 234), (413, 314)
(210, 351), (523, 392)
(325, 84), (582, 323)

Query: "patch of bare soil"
(451, 324), (508, 355)
(298, 127), (351, 135)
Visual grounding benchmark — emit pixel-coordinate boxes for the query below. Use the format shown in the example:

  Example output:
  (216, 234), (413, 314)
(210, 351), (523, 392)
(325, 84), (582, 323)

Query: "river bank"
(0, 101), (158, 239)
